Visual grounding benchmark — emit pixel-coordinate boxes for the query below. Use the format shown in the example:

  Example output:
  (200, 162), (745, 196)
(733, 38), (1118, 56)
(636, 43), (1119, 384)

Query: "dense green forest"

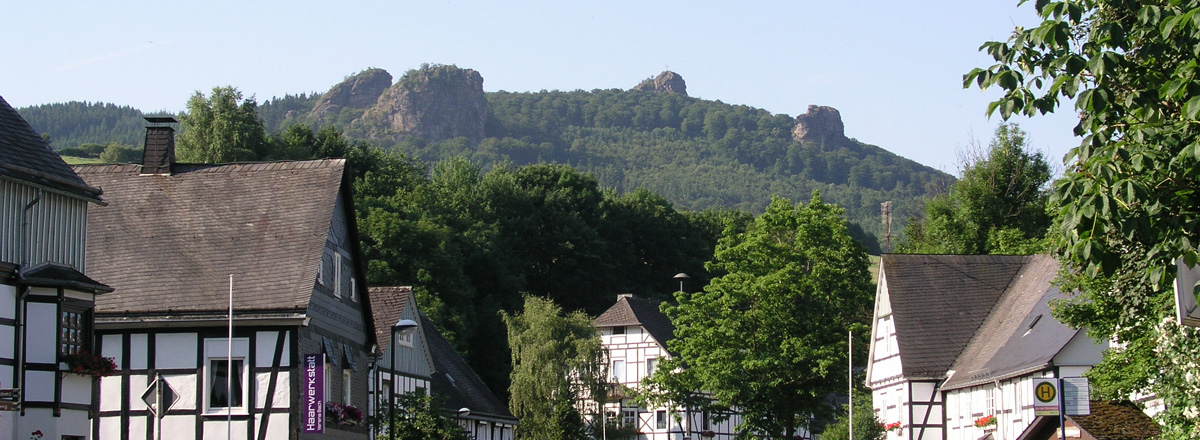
(21, 80), (949, 250)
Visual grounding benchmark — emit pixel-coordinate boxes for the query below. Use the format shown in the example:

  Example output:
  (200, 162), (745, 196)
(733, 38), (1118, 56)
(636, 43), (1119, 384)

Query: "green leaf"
(1183, 95), (1200, 120)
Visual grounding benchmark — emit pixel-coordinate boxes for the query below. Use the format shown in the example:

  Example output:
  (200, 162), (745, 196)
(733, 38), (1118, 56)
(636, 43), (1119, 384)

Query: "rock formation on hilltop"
(792, 105), (845, 143)
(356, 64), (487, 143)
(633, 71), (688, 96)
(310, 68), (393, 125)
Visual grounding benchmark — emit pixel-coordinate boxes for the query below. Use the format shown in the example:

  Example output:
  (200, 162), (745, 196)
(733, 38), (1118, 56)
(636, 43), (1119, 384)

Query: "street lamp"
(673, 273), (690, 293)
(390, 318), (419, 440)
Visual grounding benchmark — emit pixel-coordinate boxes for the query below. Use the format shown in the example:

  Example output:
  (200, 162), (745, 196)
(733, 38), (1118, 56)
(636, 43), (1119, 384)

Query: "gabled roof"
(0, 94), (102, 201)
(943, 255), (1080, 389)
(422, 313), (516, 423)
(594, 295), (675, 349)
(75, 159), (347, 315)
(881, 254), (1031, 379)
(370, 286), (413, 350)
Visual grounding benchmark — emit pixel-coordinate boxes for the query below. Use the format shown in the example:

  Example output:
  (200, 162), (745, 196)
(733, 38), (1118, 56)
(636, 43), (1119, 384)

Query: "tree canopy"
(653, 193), (872, 438)
(899, 123), (1052, 254)
(502, 296), (606, 440)
(967, 1), (1200, 437)
(177, 86), (271, 162)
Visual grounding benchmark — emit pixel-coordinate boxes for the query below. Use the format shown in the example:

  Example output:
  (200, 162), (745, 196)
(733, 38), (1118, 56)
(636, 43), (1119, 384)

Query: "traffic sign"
(1062, 377), (1091, 416)
(1033, 379), (1060, 416)
(141, 375), (179, 417)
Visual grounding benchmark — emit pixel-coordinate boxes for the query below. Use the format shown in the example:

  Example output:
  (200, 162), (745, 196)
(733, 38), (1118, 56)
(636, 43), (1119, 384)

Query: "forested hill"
(19, 67), (951, 248)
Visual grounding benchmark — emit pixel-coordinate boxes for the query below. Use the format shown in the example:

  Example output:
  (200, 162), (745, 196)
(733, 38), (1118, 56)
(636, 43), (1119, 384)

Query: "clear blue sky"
(1, 0), (1079, 174)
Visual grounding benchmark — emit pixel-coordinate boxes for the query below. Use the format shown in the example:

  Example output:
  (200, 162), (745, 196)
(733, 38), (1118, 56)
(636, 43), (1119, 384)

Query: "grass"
(60, 155), (105, 165)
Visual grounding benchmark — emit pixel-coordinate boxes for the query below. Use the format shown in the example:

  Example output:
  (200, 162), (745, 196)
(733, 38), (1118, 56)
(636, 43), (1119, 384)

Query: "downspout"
(16, 189), (43, 413)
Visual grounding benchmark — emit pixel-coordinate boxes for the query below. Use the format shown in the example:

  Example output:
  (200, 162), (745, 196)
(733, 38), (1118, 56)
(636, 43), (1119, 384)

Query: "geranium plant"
(884, 421), (902, 431)
(61, 351), (117, 377)
(974, 415), (996, 428)
(326, 401), (365, 426)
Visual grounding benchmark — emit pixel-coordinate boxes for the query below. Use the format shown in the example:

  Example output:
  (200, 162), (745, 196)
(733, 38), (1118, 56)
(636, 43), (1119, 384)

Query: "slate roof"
(942, 255), (1081, 389)
(421, 313), (516, 422)
(594, 295), (676, 349)
(881, 254), (1031, 379)
(74, 159), (347, 315)
(369, 286), (413, 350)
(0, 94), (102, 201)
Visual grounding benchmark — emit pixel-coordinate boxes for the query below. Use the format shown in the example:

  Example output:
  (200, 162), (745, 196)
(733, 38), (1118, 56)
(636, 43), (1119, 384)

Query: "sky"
(0, 1), (1081, 174)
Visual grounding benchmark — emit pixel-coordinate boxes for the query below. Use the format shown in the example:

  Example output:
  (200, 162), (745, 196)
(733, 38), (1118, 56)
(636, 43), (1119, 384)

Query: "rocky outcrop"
(633, 71), (688, 96)
(357, 64), (487, 143)
(792, 105), (845, 143)
(310, 68), (392, 125)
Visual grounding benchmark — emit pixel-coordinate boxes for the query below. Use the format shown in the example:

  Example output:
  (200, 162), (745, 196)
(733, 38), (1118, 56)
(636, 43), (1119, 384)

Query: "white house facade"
(592, 294), (744, 440)
(867, 255), (1109, 440)
(76, 124), (377, 440)
(368, 286), (517, 440)
(0, 94), (111, 440)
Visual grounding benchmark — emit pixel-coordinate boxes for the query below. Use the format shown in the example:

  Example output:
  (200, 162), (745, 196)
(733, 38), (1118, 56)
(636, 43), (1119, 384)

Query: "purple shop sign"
(303, 353), (325, 433)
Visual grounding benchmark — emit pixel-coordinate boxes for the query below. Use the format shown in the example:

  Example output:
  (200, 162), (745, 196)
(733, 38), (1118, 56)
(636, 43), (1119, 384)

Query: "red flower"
(974, 415), (996, 427)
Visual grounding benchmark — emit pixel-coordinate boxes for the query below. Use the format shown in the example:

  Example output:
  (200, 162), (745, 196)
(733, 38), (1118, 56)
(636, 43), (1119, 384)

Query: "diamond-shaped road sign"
(141, 376), (179, 417)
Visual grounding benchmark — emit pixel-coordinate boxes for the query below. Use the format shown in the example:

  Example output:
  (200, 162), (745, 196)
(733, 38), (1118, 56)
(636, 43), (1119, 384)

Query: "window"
(985, 388), (995, 416)
(612, 360), (625, 383)
(342, 369), (352, 405)
(204, 338), (249, 414)
(210, 359), (244, 408)
(611, 326), (625, 335)
(656, 410), (667, 430)
(60, 304), (90, 356)
(646, 358), (658, 377)
(622, 408), (637, 427)
(319, 249), (335, 287)
(702, 411), (711, 430)
(396, 330), (414, 348)
(339, 251), (354, 301)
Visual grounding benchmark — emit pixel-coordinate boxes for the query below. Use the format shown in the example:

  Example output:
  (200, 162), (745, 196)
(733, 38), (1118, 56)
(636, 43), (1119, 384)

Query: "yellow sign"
(1035, 382), (1057, 402)
(1033, 379), (1060, 416)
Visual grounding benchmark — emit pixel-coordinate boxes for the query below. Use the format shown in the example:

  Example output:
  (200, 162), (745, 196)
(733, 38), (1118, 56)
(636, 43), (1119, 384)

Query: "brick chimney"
(141, 116), (177, 175)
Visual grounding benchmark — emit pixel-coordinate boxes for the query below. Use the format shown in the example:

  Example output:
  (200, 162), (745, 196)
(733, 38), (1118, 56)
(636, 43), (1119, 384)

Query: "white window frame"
(396, 329), (414, 348)
(613, 360), (625, 383)
(203, 338), (250, 415)
(656, 410), (667, 430)
(646, 357), (658, 378)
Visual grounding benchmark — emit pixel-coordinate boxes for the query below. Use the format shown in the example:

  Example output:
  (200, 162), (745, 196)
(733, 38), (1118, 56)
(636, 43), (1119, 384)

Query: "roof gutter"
(96, 313), (308, 329)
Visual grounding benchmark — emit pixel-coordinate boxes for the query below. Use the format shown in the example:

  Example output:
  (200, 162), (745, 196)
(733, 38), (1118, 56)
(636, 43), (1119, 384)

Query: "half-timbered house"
(592, 294), (745, 440)
(75, 123), (376, 440)
(867, 254), (1108, 440)
(368, 286), (517, 440)
(0, 94), (111, 440)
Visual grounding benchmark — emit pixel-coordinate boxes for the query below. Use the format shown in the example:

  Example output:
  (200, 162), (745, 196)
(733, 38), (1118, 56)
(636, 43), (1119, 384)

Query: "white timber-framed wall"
(1, 118), (108, 440)
(592, 295), (744, 440)
(868, 270), (945, 440)
(78, 157), (378, 440)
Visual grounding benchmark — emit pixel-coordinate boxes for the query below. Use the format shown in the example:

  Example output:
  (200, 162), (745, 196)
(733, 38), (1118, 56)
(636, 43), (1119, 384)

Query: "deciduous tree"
(900, 123), (1051, 254)
(177, 86), (270, 163)
(502, 295), (607, 440)
(967, 1), (1200, 437)
(654, 193), (872, 438)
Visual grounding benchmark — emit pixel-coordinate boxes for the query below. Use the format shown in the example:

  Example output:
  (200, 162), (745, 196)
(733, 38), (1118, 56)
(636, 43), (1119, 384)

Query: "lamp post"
(390, 318), (419, 440)
(673, 273), (690, 293)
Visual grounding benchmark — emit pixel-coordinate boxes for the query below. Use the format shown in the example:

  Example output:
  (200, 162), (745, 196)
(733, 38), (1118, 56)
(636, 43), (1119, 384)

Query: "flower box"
(61, 351), (117, 377)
